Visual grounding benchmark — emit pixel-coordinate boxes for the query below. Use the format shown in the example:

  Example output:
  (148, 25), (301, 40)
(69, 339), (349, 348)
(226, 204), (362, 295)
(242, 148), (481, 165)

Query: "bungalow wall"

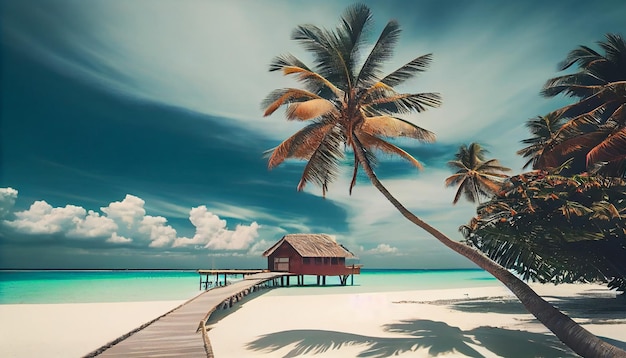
(267, 243), (302, 272)
(267, 242), (360, 276)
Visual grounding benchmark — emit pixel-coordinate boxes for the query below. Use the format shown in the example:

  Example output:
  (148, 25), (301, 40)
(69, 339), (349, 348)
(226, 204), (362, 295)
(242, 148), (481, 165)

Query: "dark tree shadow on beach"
(439, 294), (626, 352)
(445, 293), (626, 322)
(245, 319), (576, 358)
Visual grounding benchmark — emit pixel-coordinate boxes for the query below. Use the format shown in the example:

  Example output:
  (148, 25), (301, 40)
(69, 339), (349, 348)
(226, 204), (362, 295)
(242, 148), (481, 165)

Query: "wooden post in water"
(351, 264), (355, 285)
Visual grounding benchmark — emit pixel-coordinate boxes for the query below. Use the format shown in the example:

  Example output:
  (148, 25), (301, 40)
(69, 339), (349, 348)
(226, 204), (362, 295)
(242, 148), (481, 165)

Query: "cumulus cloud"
(0, 187), (18, 219)
(101, 195), (147, 229)
(5, 201), (118, 241)
(173, 206), (260, 250)
(0, 189), (260, 252)
(367, 243), (400, 255)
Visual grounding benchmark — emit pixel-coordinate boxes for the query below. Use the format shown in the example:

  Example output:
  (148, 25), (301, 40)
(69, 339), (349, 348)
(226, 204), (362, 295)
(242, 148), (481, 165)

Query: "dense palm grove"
(264, 4), (626, 356)
(463, 34), (626, 294)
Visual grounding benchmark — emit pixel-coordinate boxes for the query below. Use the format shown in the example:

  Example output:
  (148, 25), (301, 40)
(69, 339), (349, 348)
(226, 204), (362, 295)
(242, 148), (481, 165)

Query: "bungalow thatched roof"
(262, 234), (356, 258)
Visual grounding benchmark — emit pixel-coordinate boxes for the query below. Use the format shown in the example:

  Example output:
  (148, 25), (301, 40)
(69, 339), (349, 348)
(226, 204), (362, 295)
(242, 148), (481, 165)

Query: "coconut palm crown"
(517, 114), (566, 170)
(445, 143), (511, 204)
(538, 33), (626, 177)
(262, 3), (440, 196)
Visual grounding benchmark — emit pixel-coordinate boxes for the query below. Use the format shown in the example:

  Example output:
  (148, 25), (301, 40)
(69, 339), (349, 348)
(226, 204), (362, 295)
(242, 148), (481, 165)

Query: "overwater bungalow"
(262, 233), (361, 285)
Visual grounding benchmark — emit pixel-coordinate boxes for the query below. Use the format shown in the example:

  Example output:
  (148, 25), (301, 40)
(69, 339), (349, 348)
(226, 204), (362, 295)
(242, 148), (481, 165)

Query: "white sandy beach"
(208, 284), (626, 358)
(1, 284), (625, 357)
(0, 300), (186, 358)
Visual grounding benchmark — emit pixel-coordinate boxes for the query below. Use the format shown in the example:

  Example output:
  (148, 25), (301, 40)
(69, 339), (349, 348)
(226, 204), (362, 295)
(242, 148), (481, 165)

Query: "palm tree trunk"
(351, 134), (626, 358)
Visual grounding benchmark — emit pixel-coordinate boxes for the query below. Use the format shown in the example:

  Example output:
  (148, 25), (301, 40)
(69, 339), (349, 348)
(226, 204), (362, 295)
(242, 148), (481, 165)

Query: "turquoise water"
(0, 270), (200, 304)
(0, 269), (498, 304)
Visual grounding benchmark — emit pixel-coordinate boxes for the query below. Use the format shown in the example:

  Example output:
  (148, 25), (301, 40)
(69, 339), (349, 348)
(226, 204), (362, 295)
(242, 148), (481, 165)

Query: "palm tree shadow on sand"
(245, 319), (577, 358)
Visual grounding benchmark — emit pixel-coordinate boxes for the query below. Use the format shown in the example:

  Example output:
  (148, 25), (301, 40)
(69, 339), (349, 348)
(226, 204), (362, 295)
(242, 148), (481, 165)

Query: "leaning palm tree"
(445, 143), (510, 204)
(262, 4), (626, 357)
(517, 114), (566, 169)
(538, 33), (626, 177)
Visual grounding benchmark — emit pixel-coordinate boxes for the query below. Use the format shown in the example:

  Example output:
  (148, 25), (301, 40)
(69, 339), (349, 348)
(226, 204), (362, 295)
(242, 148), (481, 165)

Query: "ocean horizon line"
(0, 267), (484, 272)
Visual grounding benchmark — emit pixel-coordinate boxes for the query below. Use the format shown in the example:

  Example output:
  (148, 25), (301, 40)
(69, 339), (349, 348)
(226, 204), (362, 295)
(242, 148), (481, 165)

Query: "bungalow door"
(274, 257), (289, 272)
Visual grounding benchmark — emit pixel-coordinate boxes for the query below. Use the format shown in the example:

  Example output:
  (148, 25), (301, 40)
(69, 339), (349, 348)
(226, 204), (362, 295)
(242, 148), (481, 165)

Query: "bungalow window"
(331, 257), (338, 265)
(274, 257), (289, 271)
(324, 258), (330, 265)
(303, 257), (311, 265)
(314, 257), (322, 265)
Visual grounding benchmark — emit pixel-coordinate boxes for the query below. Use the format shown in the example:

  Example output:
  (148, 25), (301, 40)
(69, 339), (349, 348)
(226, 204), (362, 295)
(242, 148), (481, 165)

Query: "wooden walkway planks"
(92, 272), (289, 357)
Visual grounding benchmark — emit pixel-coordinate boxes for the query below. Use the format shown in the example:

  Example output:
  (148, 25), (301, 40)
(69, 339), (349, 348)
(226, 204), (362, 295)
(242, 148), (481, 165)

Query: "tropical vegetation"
(445, 142), (510, 204)
(262, 4), (626, 357)
(536, 33), (626, 177)
(462, 171), (626, 292)
(464, 34), (626, 295)
(516, 114), (566, 170)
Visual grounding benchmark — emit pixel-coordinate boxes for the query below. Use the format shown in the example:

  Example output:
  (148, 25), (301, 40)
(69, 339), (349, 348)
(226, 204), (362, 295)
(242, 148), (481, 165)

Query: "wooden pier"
(197, 269), (268, 290)
(88, 271), (290, 357)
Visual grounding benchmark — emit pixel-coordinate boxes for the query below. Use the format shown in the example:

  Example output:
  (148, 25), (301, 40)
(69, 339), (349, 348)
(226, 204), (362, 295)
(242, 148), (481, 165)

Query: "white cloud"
(1, 189), (260, 251)
(101, 195), (147, 229)
(67, 210), (118, 239)
(367, 243), (399, 255)
(139, 215), (177, 248)
(205, 222), (259, 250)
(173, 206), (260, 250)
(106, 232), (132, 244)
(7, 201), (88, 235)
(0, 187), (18, 219)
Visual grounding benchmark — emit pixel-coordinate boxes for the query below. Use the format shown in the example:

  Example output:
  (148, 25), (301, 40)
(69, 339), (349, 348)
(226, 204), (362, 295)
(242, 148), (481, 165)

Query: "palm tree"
(445, 143), (511, 204)
(538, 33), (626, 177)
(517, 114), (566, 169)
(262, 4), (626, 357)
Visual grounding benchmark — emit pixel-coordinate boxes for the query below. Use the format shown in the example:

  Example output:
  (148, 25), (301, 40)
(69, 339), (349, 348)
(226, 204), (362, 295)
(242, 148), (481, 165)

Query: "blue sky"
(1, 0), (624, 269)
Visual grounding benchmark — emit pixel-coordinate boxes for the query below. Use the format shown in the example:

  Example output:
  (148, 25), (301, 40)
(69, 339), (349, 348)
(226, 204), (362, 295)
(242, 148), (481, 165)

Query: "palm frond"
(517, 114), (566, 169)
(447, 159), (469, 171)
(537, 131), (607, 170)
(262, 88), (321, 117)
(598, 33), (626, 66)
(291, 24), (348, 87)
(587, 126), (626, 165)
(445, 173), (466, 187)
(269, 53), (311, 72)
(267, 121), (337, 168)
(338, 3), (371, 54)
(286, 99), (337, 120)
(557, 45), (603, 71)
(541, 73), (604, 98)
(356, 131), (423, 169)
(296, 124), (345, 195)
(477, 159), (511, 174)
(475, 175), (505, 193)
(356, 20), (401, 87)
(360, 115), (436, 142)
(366, 92), (442, 114)
(274, 62), (344, 98)
(380, 53), (433, 88)
(452, 179), (468, 204)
